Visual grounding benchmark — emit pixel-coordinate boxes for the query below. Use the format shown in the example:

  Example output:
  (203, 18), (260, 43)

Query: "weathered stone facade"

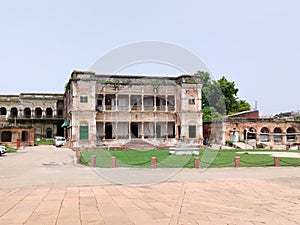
(64, 71), (203, 149)
(204, 110), (300, 147)
(0, 93), (64, 146)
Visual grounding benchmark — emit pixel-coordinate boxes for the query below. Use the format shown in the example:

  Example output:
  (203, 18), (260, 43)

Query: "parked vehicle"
(54, 136), (66, 147)
(0, 145), (7, 156)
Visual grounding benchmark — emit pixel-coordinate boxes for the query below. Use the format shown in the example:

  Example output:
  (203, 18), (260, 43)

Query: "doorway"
(131, 123), (139, 138)
(105, 124), (113, 139)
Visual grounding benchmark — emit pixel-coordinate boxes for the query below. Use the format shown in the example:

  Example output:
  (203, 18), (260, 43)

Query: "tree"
(195, 71), (250, 120)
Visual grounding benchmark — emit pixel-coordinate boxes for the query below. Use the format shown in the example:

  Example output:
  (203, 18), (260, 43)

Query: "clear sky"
(1, 0), (299, 115)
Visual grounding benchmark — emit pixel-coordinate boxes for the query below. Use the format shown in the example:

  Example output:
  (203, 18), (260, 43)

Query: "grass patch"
(35, 139), (54, 145)
(6, 146), (18, 153)
(80, 149), (300, 168)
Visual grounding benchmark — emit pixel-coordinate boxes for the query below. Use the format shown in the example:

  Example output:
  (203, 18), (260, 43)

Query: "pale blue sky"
(1, 0), (299, 115)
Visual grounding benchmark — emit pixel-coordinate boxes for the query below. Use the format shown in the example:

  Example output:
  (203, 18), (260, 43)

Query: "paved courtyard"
(0, 146), (300, 224)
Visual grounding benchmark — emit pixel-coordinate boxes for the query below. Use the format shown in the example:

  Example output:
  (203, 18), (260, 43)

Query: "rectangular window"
(188, 96), (195, 105)
(189, 125), (196, 138)
(80, 95), (88, 103)
(80, 126), (89, 140)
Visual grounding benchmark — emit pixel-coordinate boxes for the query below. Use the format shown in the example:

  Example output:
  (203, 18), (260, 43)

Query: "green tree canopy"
(195, 71), (251, 121)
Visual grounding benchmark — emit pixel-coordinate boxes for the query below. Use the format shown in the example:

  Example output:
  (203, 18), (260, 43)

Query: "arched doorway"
(287, 127), (296, 142)
(274, 127), (282, 142)
(260, 127), (270, 142)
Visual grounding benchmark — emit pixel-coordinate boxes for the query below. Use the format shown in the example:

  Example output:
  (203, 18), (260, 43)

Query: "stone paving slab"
(0, 146), (300, 224)
(0, 179), (299, 224)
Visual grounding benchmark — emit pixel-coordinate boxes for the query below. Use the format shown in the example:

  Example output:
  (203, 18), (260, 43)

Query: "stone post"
(234, 156), (240, 168)
(111, 156), (116, 168)
(274, 156), (280, 167)
(151, 157), (156, 168)
(194, 157), (200, 168)
(90, 155), (96, 167)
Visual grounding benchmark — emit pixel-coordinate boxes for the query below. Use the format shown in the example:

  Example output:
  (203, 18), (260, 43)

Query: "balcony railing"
(96, 105), (176, 112)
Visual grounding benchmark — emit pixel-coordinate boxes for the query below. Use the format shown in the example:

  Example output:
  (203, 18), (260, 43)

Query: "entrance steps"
(232, 142), (254, 149)
(124, 139), (156, 150)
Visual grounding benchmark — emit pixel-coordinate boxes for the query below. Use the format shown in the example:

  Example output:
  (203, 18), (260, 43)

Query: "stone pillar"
(154, 95), (157, 112)
(128, 122), (131, 140)
(234, 156), (240, 168)
(115, 122), (118, 140)
(151, 157), (156, 168)
(194, 157), (200, 168)
(111, 157), (116, 168)
(90, 155), (96, 167)
(141, 122), (144, 139)
(102, 122), (105, 140)
(282, 132), (287, 144)
(165, 95), (168, 112)
(274, 156), (280, 167)
(165, 121), (168, 140)
(103, 94), (106, 111)
(115, 94), (118, 111)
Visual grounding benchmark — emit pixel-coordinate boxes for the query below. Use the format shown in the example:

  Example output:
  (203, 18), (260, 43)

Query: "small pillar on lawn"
(90, 155), (96, 167)
(194, 157), (200, 168)
(76, 151), (81, 164)
(274, 156), (280, 167)
(111, 156), (116, 168)
(234, 156), (240, 168)
(151, 157), (156, 168)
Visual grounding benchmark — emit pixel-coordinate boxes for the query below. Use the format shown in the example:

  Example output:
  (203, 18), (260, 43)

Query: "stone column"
(128, 122), (131, 140)
(103, 94), (106, 111)
(141, 122), (144, 139)
(102, 122), (105, 140)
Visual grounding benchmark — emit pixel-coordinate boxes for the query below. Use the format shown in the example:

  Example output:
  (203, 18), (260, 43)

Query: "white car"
(0, 145), (7, 156)
(54, 137), (66, 147)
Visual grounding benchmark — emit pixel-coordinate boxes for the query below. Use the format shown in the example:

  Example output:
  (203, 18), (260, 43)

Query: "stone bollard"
(90, 155), (96, 167)
(111, 156), (116, 168)
(194, 157), (200, 168)
(76, 151), (81, 164)
(274, 156), (280, 167)
(234, 156), (240, 168)
(151, 157), (156, 168)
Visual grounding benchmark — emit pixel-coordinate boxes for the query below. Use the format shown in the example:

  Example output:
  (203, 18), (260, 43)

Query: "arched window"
(274, 127), (282, 142)
(260, 127), (269, 142)
(1, 131), (12, 142)
(287, 127), (296, 142)
(35, 108), (42, 118)
(24, 108), (31, 118)
(0, 107), (7, 115)
(80, 122), (89, 140)
(10, 107), (18, 118)
(245, 127), (256, 140)
(57, 109), (63, 118)
(46, 108), (53, 117)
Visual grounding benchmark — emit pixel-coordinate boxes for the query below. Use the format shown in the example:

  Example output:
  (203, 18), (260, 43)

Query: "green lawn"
(35, 139), (54, 145)
(80, 149), (300, 168)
